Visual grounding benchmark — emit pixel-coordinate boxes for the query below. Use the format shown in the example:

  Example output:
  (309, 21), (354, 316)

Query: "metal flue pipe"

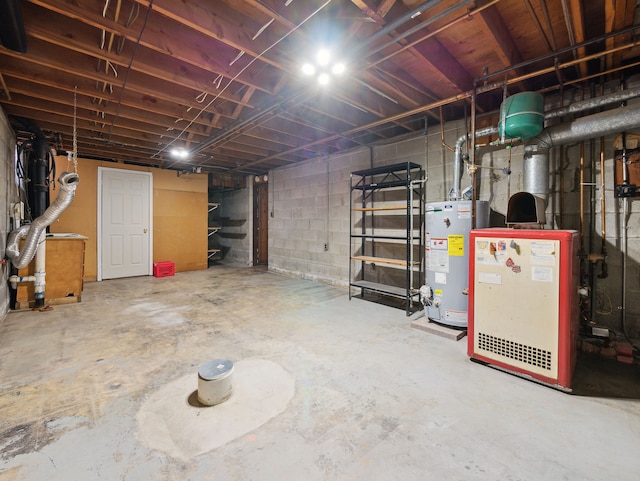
(450, 126), (498, 200)
(450, 87), (640, 202)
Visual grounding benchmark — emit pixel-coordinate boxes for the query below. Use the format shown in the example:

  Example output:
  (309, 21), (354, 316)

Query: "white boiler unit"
(468, 228), (579, 391)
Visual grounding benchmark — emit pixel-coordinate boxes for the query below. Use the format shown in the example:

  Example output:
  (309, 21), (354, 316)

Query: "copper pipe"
(558, 87), (565, 228)
(580, 140), (585, 247)
(439, 106), (454, 153)
(538, 59), (640, 94)
(559, 146), (565, 228)
(596, 78), (608, 279)
(471, 85), (477, 229)
(600, 135), (606, 242)
(391, 41), (640, 132)
(506, 145), (512, 202)
(476, 42), (637, 97)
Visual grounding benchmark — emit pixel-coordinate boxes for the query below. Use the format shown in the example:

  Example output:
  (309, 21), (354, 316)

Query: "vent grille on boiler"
(478, 332), (552, 370)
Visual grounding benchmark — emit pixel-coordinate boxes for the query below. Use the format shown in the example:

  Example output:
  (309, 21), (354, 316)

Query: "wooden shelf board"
(350, 280), (417, 298)
(352, 205), (419, 212)
(219, 232), (247, 239)
(350, 255), (419, 267)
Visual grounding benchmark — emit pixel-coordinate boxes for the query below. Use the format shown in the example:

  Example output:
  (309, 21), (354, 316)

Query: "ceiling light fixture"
(331, 63), (345, 75)
(301, 48), (346, 86)
(170, 147), (190, 160)
(316, 49), (331, 66)
(302, 63), (316, 76)
(317, 73), (330, 86)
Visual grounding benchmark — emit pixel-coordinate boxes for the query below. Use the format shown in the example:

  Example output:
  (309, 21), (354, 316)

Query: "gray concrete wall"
(269, 149), (372, 286)
(265, 89), (640, 339)
(0, 107), (18, 320)
(214, 185), (252, 266)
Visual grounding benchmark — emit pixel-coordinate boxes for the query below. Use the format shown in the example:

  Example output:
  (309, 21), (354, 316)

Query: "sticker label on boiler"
(478, 272), (502, 285)
(531, 266), (553, 282)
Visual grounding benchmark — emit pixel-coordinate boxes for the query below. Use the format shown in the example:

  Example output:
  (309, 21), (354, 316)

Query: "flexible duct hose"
(6, 172), (80, 269)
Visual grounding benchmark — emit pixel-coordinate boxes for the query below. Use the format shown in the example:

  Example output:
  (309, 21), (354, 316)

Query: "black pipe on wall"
(31, 138), (49, 219)
(0, 0), (27, 53)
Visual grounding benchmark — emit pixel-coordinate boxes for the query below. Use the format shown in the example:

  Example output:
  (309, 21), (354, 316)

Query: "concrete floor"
(0, 265), (639, 480)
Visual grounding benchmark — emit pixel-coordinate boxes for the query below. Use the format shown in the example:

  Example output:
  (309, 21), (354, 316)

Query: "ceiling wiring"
(107, 0), (155, 141)
(152, 0), (334, 160)
(229, 50), (246, 66)
(252, 19), (274, 40)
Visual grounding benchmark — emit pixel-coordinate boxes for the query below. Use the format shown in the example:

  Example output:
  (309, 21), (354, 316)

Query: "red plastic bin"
(153, 261), (175, 278)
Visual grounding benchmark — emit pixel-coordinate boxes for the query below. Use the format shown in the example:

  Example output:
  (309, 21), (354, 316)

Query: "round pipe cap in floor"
(197, 359), (234, 406)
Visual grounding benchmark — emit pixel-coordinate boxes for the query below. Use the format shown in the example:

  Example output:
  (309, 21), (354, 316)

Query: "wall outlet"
(324, 243), (328, 251)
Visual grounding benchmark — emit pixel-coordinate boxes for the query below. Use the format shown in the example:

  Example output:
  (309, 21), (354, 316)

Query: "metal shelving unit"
(208, 203), (221, 260)
(349, 162), (425, 315)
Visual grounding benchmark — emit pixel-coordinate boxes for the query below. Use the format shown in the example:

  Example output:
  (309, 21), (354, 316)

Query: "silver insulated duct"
(451, 126), (499, 200)
(6, 171), (80, 269)
(525, 101), (640, 204)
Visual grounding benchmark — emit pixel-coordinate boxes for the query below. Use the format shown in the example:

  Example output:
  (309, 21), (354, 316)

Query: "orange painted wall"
(50, 157), (208, 280)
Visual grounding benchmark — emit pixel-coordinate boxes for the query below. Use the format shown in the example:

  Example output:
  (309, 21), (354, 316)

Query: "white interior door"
(98, 168), (152, 280)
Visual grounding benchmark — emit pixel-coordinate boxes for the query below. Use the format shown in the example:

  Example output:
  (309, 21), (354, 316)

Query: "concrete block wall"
(269, 149), (371, 286)
(262, 84), (640, 339)
(0, 107), (19, 320)
(216, 186), (252, 265)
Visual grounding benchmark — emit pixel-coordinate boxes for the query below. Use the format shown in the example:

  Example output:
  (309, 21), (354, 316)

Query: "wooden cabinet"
(16, 234), (87, 309)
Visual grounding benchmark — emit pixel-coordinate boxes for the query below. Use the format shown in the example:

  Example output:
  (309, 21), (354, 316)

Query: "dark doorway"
(253, 180), (268, 266)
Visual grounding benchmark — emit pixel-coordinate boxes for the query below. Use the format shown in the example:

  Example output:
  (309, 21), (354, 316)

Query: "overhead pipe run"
(524, 101), (640, 204)
(452, 87), (640, 205)
(450, 126), (498, 200)
(544, 85), (640, 122)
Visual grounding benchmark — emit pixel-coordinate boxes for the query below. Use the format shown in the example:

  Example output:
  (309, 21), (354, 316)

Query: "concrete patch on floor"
(136, 358), (295, 461)
(123, 300), (189, 327)
(0, 465), (22, 481)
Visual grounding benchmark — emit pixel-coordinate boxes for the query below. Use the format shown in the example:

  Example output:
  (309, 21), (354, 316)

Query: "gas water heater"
(424, 200), (489, 328)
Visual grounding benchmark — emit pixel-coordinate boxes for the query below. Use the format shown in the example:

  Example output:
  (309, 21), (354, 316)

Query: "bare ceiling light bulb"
(316, 49), (331, 66)
(331, 62), (345, 75)
(302, 63), (315, 76)
(170, 148), (189, 159)
(317, 73), (330, 85)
